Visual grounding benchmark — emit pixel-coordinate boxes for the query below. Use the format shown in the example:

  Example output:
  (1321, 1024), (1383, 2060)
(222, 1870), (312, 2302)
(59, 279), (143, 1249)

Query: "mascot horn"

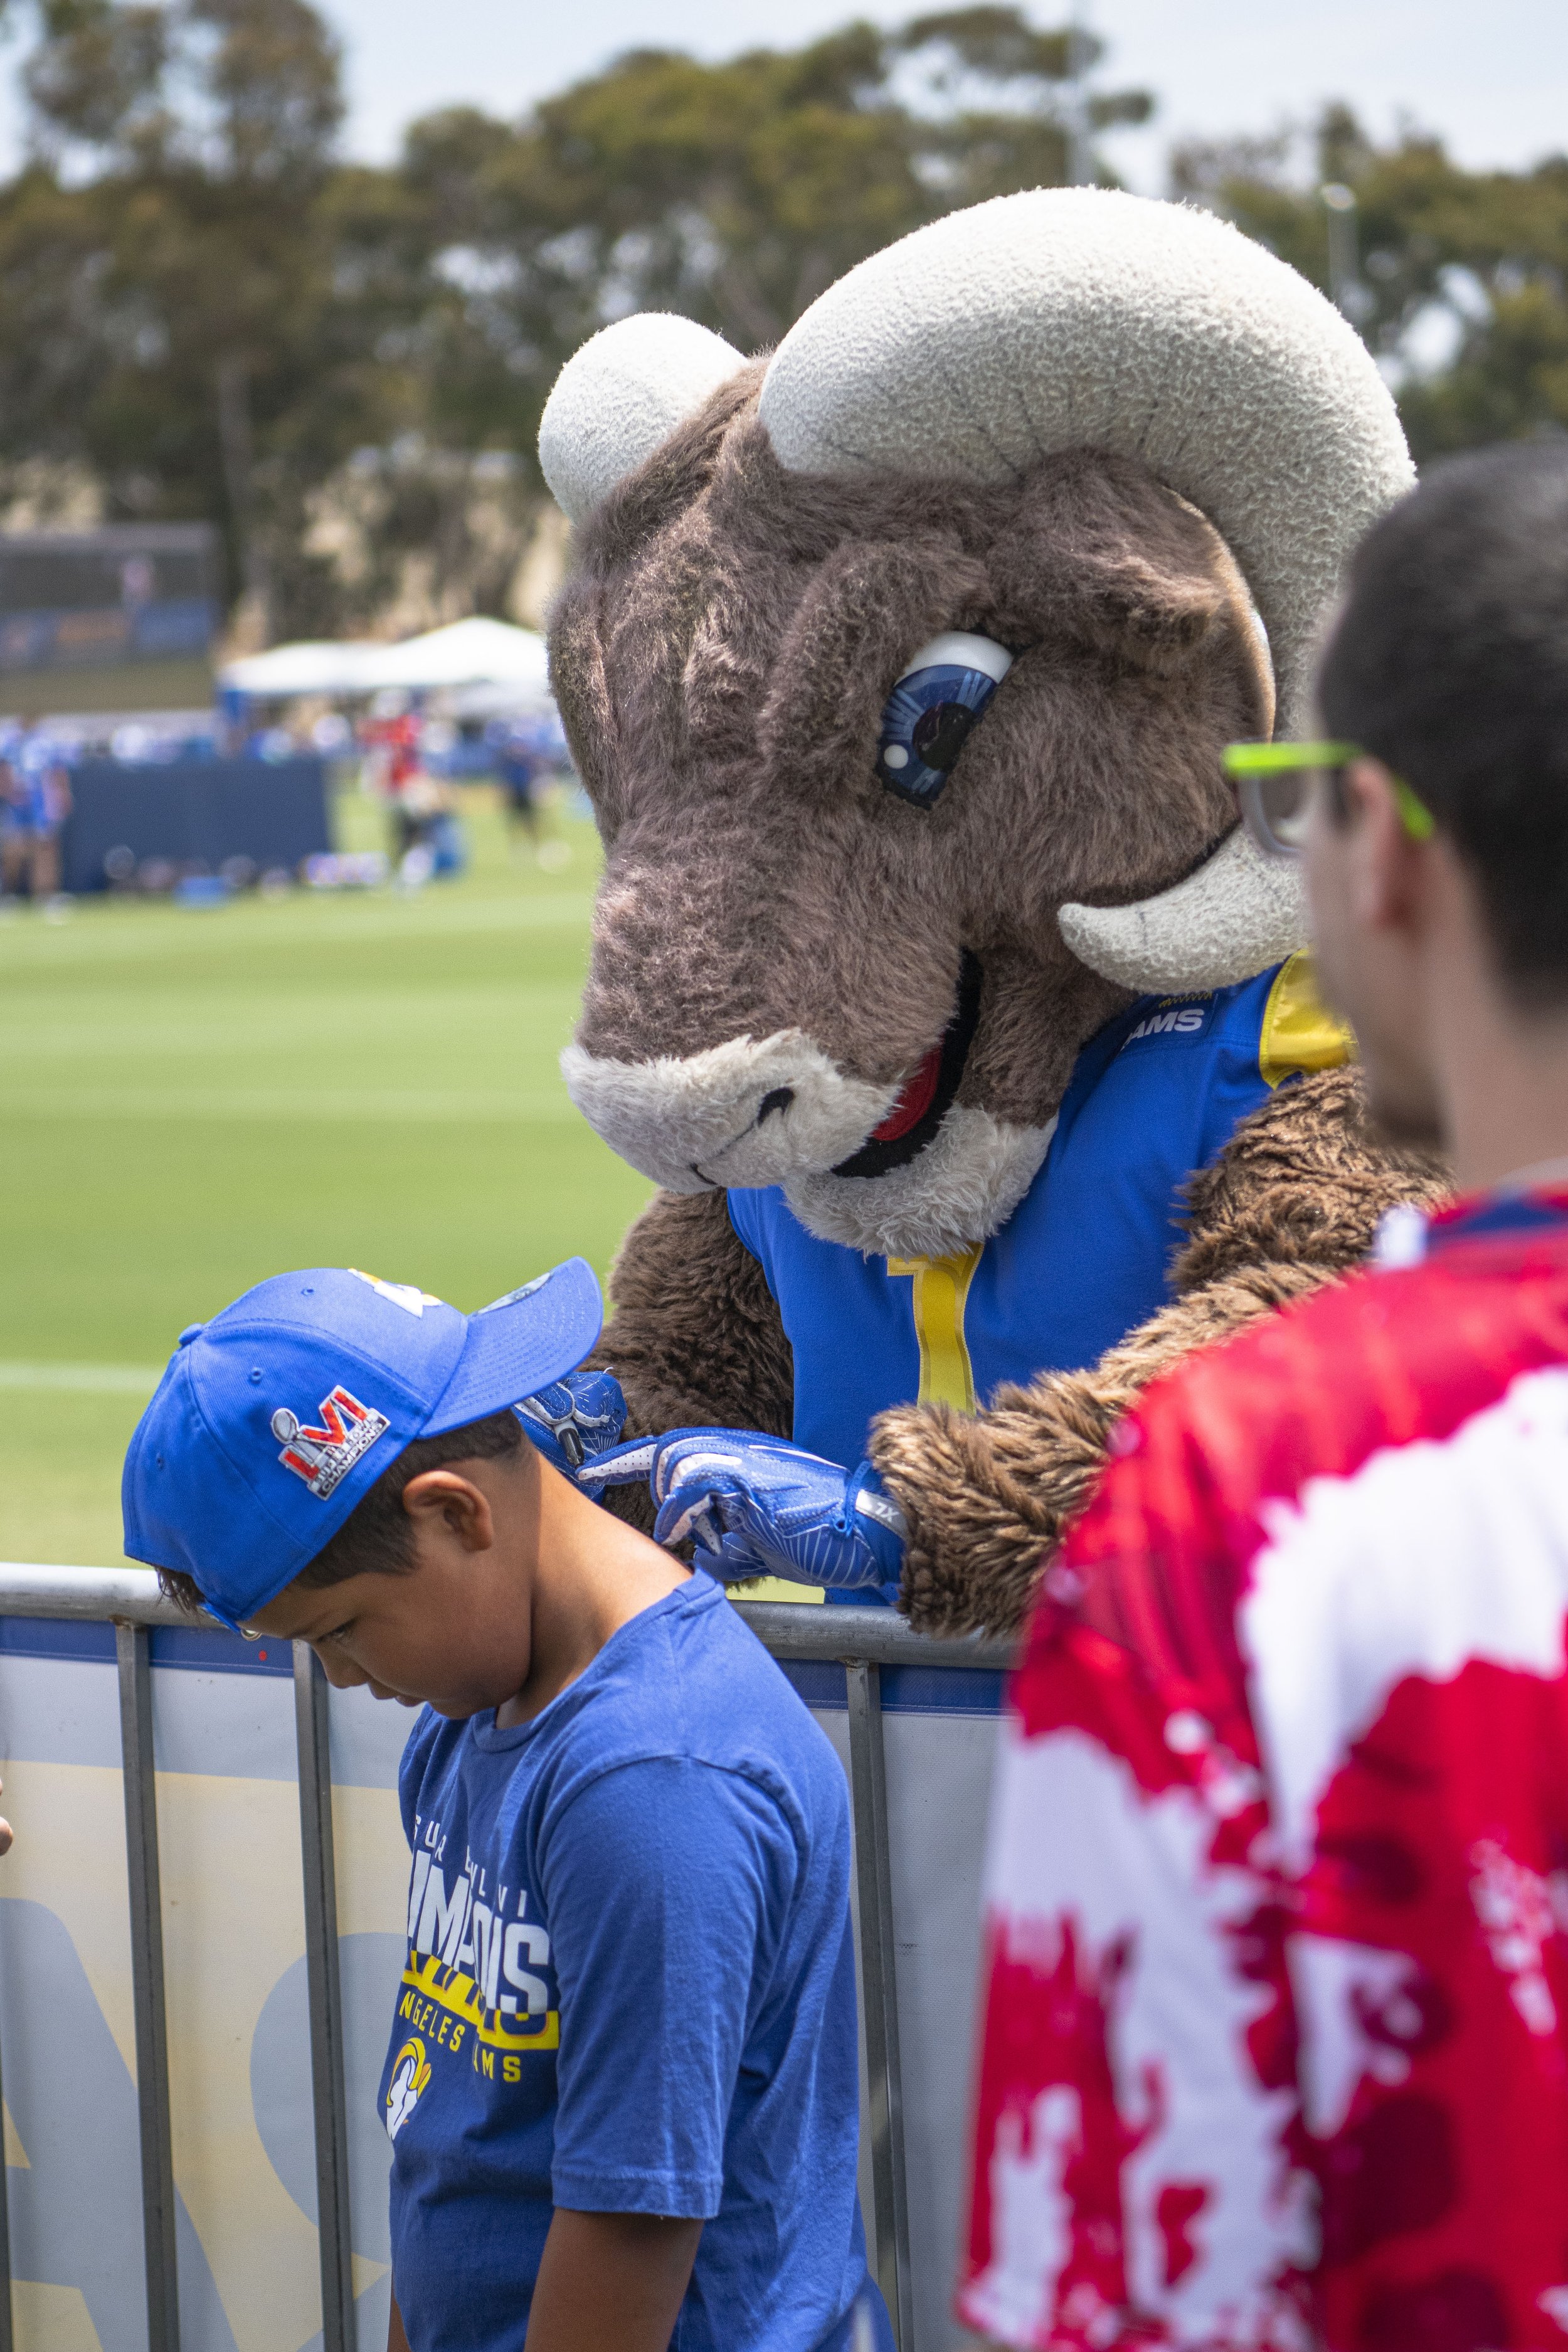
(531, 188), (1447, 1635)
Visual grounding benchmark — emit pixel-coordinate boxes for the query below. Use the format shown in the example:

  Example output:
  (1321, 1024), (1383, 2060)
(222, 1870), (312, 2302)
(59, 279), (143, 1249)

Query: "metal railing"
(0, 1564), (1015, 2352)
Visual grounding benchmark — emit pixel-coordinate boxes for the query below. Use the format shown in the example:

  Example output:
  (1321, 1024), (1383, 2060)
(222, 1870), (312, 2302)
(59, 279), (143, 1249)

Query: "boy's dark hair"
(158, 1407), (524, 1619)
(1318, 439), (1568, 1010)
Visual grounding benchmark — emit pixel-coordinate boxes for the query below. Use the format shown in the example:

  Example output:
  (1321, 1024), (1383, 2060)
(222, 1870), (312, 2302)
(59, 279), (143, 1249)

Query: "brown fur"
(868, 1070), (1451, 1637)
(586, 1188), (793, 1535)
(591, 1188), (793, 1437)
(1173, 1065), (1446, 1286)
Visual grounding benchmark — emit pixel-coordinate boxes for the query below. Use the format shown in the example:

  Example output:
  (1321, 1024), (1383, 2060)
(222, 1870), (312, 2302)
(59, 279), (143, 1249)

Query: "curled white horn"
(760, 188), (1408, 993)
(1058, 829), (1305, 995)
(539, 314), (745, 525)
(758, 189), (1412, 744)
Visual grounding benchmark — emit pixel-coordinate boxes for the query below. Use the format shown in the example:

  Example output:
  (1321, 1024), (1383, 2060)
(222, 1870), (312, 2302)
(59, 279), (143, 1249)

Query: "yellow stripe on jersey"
(730, 1246), (983, 1608)
(726, 1251), (982, 1607)
(886, 1244), (984, 1412)
(1259, 948), (1355, 1089)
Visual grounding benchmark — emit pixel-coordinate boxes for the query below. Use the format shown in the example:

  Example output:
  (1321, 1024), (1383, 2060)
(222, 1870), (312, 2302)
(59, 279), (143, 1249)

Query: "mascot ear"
(538, 314), (746, 525)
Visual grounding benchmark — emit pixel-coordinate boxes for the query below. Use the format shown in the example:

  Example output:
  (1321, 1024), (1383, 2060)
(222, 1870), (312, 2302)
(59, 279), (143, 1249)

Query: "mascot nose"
(559, 1033), (901, 1195)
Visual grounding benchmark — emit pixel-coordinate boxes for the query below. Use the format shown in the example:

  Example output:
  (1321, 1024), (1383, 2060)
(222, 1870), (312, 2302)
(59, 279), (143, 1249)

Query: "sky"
(316, 0), (1567, 187)
(0, 0), (1559, 180)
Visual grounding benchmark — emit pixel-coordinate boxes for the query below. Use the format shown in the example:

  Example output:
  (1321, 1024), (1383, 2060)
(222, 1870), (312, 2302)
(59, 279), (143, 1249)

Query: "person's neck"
(1429, 944), (1568, 1196)
(497, 1466), (687, 1730)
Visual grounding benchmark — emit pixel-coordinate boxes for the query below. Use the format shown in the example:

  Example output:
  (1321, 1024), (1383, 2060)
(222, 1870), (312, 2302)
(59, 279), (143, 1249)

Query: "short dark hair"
(1318, 440), (1568, 1010)
(157, 1407), (526, 1619)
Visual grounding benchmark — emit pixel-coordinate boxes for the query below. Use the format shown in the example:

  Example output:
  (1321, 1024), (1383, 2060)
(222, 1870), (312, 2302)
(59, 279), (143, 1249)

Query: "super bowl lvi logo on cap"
(122, 1258), (604, 1631)
(272, 1387), (389, 1498)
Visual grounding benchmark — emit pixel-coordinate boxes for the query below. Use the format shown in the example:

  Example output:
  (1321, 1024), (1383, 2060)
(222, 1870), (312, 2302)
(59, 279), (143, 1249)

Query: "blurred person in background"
(959, 443), (1568, 2352)
(23, 729), (73, 908)
(0, 734), (26, 899)
(489, 711), (571, 870)
(364, 689), (428, 858)
(489, 712), (545, 850)
(0, 726), (72, 910)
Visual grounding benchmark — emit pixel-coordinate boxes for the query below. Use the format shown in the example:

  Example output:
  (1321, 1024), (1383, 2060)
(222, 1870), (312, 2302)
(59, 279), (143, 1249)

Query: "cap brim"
(424, 1257), (603, 1435)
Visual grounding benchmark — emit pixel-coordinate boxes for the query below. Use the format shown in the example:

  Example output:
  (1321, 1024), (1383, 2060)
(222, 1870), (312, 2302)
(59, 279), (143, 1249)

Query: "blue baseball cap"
(122, 1259), (603, 1629)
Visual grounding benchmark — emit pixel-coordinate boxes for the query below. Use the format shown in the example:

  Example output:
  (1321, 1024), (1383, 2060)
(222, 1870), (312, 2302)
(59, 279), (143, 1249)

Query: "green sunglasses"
(1224, 741), (1435, 858)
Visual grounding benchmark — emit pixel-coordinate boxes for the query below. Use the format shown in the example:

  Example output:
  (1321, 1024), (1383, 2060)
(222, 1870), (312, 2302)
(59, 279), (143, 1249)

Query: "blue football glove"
(514, 1370), (629, 1487)
(642, 1429), (907, 1592)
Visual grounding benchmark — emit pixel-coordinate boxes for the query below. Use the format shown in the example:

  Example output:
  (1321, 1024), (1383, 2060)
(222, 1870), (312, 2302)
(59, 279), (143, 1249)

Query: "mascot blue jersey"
(728, 954), (1349, 1555)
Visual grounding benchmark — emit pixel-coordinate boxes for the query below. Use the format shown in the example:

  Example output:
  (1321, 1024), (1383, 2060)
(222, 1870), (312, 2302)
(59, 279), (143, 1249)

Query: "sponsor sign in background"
(0, 527), (218, 676)
(0, 1623), (999, 2352)
(0, 600), (216, 675)
(60, 757), (332, 896)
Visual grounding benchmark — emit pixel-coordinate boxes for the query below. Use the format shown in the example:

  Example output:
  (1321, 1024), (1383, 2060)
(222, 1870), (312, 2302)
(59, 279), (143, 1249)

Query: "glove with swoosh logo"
(513, 1370), (632, 1487)
(610, 1429), (908, 1593)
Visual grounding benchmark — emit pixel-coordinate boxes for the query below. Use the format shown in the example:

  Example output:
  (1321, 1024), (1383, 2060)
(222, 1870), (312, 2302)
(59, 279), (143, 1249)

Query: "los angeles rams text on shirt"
(388, 1809), (558, 2141)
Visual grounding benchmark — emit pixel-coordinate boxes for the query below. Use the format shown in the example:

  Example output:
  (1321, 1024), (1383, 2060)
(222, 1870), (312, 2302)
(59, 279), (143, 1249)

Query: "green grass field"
(0, 787), (652, 1567)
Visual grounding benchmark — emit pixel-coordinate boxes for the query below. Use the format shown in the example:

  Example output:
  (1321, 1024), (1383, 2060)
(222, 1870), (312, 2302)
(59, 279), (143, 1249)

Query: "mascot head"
(541, 189), (1411, 1259)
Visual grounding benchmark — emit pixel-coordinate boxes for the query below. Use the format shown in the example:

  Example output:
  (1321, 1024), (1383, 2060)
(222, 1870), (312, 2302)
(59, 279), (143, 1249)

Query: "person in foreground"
(960, 440), (1568, 2352)
(121, 1258), (888, 2352)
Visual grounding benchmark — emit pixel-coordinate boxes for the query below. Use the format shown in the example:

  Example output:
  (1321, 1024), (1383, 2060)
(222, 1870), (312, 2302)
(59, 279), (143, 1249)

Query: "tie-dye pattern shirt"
(960, 1189), (1568, 2352)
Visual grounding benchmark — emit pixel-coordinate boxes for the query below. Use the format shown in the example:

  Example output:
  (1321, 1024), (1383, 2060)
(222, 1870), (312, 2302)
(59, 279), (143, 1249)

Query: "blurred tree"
(0, 0), (390, 633)
(0, 3), (1150, 633)
(1173, 108), (1568, 462)
(393, 13), (1149, 402)
(4, 7), (1564, 638)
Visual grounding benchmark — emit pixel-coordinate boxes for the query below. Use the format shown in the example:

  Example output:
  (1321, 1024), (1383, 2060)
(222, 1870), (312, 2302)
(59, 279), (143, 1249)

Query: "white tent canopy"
(221, 617), (549, 701)
(218, 638), (384, 697)
(359, 617), (549, 692)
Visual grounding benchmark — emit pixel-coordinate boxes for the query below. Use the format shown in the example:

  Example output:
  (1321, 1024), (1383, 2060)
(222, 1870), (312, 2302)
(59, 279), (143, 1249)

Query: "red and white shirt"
(960, 1189), (1568, 2352)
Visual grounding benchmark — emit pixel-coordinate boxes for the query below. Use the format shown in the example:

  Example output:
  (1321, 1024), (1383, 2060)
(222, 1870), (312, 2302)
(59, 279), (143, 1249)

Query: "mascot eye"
(875, 632), (1015, 807)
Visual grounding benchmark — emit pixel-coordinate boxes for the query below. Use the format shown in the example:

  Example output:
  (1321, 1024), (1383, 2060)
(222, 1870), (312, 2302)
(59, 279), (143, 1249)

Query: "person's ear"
(400, 1470), (495, 1555)
(1343, 756), (1429, 936)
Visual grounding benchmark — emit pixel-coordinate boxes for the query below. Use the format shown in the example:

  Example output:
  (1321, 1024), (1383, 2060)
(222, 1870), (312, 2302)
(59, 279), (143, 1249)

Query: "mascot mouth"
(831, 951), (983, 1180)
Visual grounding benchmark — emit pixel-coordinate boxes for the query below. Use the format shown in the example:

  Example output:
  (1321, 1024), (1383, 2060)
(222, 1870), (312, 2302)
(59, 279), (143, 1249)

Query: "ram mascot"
(532, 189), (1445, 1634)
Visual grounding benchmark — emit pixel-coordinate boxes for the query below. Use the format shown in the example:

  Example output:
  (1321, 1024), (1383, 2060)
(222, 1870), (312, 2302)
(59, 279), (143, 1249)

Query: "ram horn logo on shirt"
(386, 2037), (431, 2141)
(272, 1388), (389, 1497)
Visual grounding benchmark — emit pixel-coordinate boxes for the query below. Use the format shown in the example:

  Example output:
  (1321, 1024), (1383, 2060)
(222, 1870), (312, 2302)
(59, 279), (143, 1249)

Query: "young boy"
(123, 1258), (887, 2352)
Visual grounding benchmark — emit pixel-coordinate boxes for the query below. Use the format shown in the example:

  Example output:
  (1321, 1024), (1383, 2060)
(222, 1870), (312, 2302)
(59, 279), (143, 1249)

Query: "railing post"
(0, 1576), (1012, 2352)
(294, 1642), (355, 2352)
(0, 1968), (13, 2352)
(116, 1620), (181, 2352)
(845, 1660), (913, 2351)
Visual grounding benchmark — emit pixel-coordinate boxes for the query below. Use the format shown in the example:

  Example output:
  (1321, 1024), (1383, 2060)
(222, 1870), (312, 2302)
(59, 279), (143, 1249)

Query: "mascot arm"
(585, 1189), (794, 1530)
(871, 1066), (1449, 1640)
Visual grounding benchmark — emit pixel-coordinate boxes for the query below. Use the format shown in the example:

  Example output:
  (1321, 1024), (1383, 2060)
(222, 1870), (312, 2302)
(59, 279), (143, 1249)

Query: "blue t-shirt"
(729, 956), (1348, 1489)
(380, 1573), (887, 2352)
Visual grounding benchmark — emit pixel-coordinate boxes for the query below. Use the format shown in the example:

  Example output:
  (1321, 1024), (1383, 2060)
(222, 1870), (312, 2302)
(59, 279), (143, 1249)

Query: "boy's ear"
(400, 1469), (494, 1554)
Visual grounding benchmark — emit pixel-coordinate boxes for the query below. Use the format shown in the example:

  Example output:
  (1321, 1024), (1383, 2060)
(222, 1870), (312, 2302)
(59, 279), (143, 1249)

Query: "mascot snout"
(560, 1030), (901, 1194)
